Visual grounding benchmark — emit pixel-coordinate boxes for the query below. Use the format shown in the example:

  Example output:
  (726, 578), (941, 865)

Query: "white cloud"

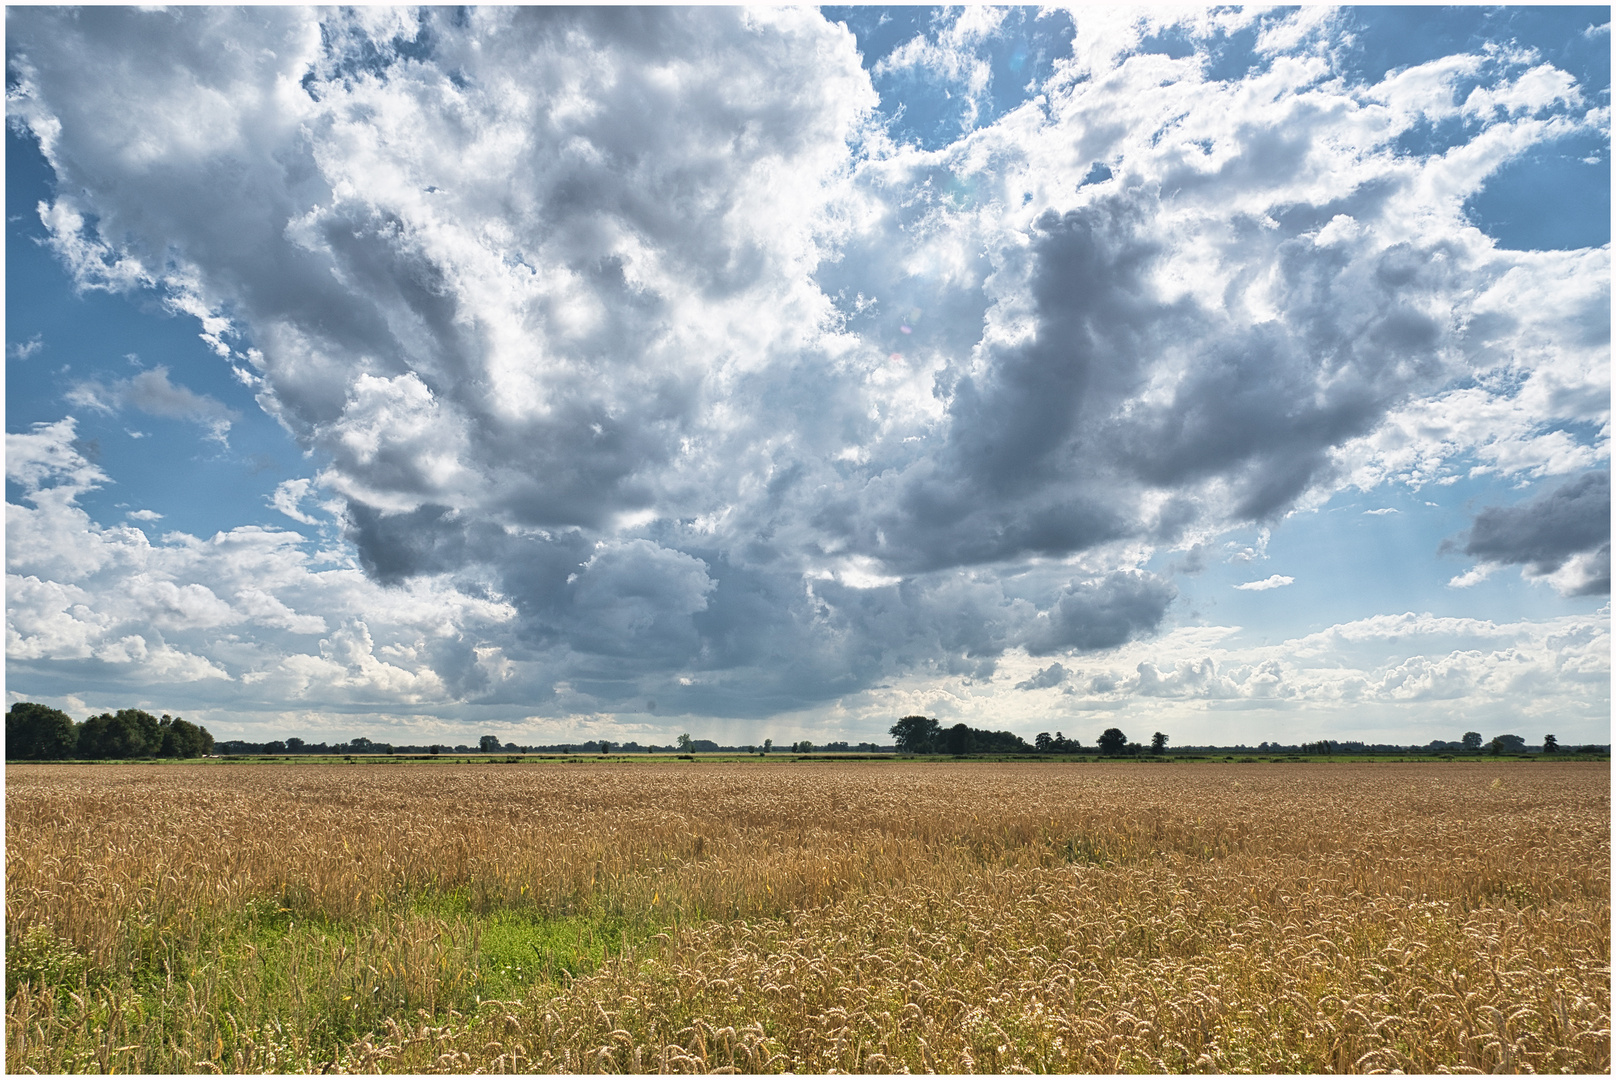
(1447, 565), (1496, 589)
(8, 334), (43, 361)
(781, 601), (1612, 750)
(871, 7), (1009, 136)
(7, 419), (515, 711)
(6, 418), (108, 494)
(269, 479), (320, 525)
(1235, 575), (1295, 591)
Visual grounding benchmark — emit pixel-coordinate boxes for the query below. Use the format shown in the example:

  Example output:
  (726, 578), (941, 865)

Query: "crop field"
(5, 760), (1609, 1074)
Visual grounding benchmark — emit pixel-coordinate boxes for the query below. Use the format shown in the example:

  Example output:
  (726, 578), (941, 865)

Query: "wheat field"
(5, 759), (1608, 1073)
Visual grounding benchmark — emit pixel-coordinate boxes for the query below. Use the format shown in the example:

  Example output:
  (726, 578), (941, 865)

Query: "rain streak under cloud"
(5, 6), (1609, 747)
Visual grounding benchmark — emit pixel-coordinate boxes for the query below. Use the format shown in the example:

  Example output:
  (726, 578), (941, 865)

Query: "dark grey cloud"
(1107, 234), (1455, 520)
(948, 202), (1170, 491)
(344, 502), (515, 585)
(1022, 572), (1177, 656)
(1458, 471), (1611, 595)
(1015, 662), (1068, 691)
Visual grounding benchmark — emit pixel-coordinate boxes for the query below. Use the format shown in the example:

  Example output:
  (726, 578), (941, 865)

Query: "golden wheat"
(6, 760), (1609, 1073)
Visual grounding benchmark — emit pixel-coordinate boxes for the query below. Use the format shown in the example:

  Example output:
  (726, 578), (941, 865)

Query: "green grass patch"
(6, 885), (667, 1072)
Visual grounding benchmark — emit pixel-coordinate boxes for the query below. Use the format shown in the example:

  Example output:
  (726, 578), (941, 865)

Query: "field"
(5, 760), (1609, 1073)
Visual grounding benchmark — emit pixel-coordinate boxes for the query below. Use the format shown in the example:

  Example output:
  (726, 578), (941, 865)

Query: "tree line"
(888, 719), (1599, 758)
(1297, 732), (1586, 756)
(6, 702), (214, 760)
(209, 734), (895, 756)
(889, 716), (1169, 756)
(10, 699), (1597, 763)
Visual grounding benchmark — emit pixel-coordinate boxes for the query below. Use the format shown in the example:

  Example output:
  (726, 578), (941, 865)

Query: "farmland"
(5, 760), (1609, 1073)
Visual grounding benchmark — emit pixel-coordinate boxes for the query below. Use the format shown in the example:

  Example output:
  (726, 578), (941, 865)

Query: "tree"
(1097, 727), (1128, 756)
(677, 733), (694, 752)
(6, 702), (79, 760)
(156, 716), (212, 758)
(1035, 732), (1053, 752)
(890, 715), (940, 755)
(598, 740), (612, 755)
(762, 738), (773, 754)
(479, 735), (500, 754)
(1151, 731), (1168, 755)
(1490, 734), (1526, 755)
(286, 737), (305, 754)
(1462, 731), (1483, 751)
(1543, 734), (1559, 754)
(942, 722), (974, 755)
(78, 709), (162, 759)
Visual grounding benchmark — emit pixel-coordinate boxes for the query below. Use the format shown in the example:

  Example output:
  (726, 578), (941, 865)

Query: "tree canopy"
(1097, 727), (1129, 756)
(7, 703), (212, 760)
(6, 702), (78, 760)
(888, 716), (1031, 755)
(890, 715), (941, 754)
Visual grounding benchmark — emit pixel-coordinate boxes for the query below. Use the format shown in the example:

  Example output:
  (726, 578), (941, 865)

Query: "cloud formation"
(7, 417), (513, 707)
(5, 7), (1608, 737)
(1456, 471), (1611, 595)
(1014, 662), (1068, 692)
(1235, 575), (1295, 592)
(65, 366), (239, 442)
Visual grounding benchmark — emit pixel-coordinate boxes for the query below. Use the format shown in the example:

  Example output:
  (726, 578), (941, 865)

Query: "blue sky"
(6, 6), (1610, 747)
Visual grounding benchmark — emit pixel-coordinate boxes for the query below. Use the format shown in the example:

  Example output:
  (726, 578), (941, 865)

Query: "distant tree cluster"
(890, 718), (1179, 757)
(216, 736), (525, 756)
(7, 702), (213, 760)
(1034, 731), (1082, 753)
(1034, 727), (1169, 756)
(1198, 732), (1594, 756)
(891, 716), (1034, 755)
(207, 733), (894, 757)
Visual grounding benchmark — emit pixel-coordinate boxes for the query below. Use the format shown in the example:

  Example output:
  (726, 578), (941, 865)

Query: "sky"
(5, 6), (1610, 749)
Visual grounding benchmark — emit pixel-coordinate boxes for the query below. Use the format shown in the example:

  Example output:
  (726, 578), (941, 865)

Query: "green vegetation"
(6, 702), (212, 760)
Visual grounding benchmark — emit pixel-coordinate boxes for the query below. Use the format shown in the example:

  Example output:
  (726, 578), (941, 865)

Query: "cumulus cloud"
(7, 418), (513, 711)
(858, 605), (1608, 749)
(1453, 471), (1611, 595)
(1014, 662), (1068, 691)
(8, 419), (103, 487)
(1009, 608), (1609, 737)
(4, 7), (1608, 735)
(1022, 572), (1177, 655)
